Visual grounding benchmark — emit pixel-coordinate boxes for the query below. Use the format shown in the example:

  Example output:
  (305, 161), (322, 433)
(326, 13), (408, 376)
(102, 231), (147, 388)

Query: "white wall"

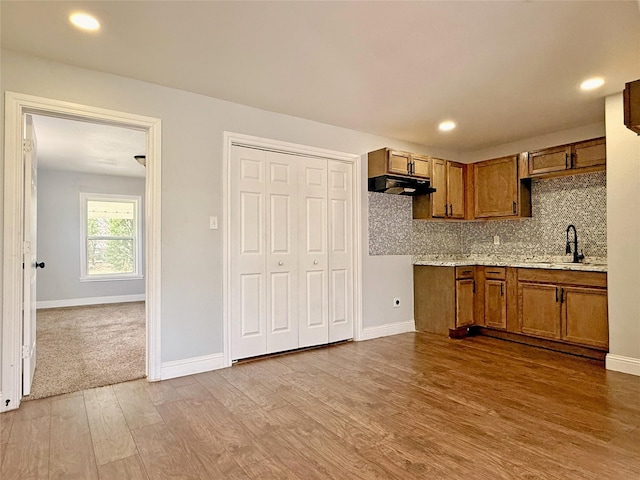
(605, 92), (640, 375)
(460, 122), (605, 163)
(0, 50), (458, 364)
(36, 169), (145, 305)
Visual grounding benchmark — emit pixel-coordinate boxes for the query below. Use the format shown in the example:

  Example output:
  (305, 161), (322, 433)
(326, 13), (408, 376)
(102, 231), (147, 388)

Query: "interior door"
(23, 114), (38, 396)
(298, 157), (329, 348)
(265, 152), (299, 353)
(327, 160), (354, 342)
(231, 146), (268, 360)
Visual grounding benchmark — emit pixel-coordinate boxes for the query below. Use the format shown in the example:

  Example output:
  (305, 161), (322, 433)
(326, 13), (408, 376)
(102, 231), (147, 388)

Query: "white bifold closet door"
(230, 145), (353, 361)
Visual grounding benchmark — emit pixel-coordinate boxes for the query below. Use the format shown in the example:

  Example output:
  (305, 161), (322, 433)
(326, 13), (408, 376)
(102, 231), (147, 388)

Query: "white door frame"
(2, 92), (162, 412)
(222, 132), (363, 367)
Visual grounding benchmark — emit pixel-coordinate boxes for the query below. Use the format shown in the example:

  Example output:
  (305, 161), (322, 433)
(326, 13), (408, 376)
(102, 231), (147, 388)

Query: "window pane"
(87, 239), (134, 275)
(87, 200), (135, 237)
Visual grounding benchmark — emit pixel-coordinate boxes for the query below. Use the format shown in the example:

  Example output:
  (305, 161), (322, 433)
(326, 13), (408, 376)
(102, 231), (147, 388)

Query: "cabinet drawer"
(485, 267), (506, 280)
(456, 266), (475, 279)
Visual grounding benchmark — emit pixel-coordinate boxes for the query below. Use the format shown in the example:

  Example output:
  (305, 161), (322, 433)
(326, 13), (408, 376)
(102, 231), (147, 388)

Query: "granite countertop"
(412, 255), (607, 272)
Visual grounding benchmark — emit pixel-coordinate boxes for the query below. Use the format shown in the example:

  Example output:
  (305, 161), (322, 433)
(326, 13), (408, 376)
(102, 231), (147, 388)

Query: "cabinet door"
(456, 279), (475, 327)
(518, 282), (561, 339)
(573, 138), (606, 169)
(387, 150), (411, 176)
(431, 158), (448, 218)
(474, 156), (518, 218)
(484, 280), (506, 329)
(562, 286), (608, 349)
(528, 145), (572, 176)
(447, 162), (465, 218)
(411, 154), (431, 179)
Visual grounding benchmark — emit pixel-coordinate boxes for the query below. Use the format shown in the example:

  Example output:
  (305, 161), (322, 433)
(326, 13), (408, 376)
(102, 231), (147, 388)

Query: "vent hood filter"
(368, 175), (436, 196)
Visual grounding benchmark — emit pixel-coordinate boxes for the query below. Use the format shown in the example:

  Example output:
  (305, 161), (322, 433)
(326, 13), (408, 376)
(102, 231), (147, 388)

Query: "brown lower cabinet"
(516, 269), (608, 350)
(414, 265), (609, 356)
(414, 265), (476, 335)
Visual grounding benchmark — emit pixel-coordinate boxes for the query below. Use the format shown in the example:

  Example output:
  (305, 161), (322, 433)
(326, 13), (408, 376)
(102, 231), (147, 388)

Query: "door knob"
(35, 261), (45, 269)
(278, 261), (283, 266)
(313, 260), (318, 265)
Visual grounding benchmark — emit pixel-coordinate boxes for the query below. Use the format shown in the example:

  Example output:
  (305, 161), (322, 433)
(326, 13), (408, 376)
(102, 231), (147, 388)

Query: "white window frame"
(79, 192), (143, 281)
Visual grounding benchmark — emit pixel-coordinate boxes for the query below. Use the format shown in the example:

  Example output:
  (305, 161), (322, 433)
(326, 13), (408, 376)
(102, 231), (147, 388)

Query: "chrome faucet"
(566, 224), (585, 263)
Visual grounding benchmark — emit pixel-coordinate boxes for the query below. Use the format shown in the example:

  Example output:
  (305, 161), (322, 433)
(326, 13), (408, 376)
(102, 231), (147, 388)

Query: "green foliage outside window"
(86, 200), (137, 276)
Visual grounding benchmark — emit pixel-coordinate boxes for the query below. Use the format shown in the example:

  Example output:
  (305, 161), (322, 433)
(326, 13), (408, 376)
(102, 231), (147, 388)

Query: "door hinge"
(23, 139), (33, 153)
(21, 345), (30, 359)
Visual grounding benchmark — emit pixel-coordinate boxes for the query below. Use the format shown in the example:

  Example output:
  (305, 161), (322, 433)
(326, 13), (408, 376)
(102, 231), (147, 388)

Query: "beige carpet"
(26, 302), (145, 400)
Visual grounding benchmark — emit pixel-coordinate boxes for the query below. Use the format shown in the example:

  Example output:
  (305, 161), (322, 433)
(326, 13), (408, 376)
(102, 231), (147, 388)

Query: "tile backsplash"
(369, 171), (606, 258)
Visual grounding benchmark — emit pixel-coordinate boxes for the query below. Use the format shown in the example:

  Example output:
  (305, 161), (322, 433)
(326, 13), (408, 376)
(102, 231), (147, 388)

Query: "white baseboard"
(606, 354), (640, 377)
(36, 294), (146, 309)
(160, 353), (225, 380)
(359, 320), (416, 341)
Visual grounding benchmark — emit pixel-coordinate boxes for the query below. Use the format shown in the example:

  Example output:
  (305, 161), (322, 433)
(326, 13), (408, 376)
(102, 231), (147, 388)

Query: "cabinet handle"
(555, 287), (559, 302)
(487, 270), (501, 274)
(560, 288), (564, 303)
(450, 204), (453, 216)
(445, 204), (449, 217)
(462, 270), (472, 275)
(278, 261), (284, 266)
(500, 283), (504, 296)
(409, 162), (413, 175)
(565, 153), (569, 169)
(473, 281), (476, 294)
(512, 201), (517, 214)
(570, 153), (575, 169)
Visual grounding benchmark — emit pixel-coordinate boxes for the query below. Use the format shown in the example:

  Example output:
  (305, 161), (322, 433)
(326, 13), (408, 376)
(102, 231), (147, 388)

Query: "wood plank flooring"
(2, 332), (640, 479)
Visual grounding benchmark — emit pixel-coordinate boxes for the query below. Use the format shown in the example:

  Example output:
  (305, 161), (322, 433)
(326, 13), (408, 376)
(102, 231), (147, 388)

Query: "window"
(80, 193), (142, 281)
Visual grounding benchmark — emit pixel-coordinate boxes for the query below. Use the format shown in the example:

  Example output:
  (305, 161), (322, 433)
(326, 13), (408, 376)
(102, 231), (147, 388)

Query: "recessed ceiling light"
(438, 121), (456, 132)
(69, 12), (101, 31)
(580, 77), (605, 91)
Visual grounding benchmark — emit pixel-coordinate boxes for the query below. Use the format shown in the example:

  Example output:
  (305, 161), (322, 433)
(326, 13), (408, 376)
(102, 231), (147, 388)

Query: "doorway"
(1, 92), (162, 412)
(25, 113), (147, 399)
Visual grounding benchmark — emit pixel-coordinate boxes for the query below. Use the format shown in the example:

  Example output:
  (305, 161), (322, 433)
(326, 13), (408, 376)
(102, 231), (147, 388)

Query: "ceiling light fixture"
(438, 121), (456, 132)
(69, 12), (101, 31)
(580, 77), (605, 91)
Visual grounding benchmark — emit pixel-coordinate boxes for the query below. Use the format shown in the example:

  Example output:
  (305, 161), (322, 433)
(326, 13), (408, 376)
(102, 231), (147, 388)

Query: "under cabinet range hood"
(368, 174), (436, 196)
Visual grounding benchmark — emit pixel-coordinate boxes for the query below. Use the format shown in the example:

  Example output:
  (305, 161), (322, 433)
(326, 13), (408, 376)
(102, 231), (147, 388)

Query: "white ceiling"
(32, 115), (146, 178)
(3, 1), (640, 152)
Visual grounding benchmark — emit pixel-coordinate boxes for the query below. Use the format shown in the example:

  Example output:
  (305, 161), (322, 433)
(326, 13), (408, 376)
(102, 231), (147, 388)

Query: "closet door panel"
(265, 153), (299, 354)
(231, 146), (268, 360)
(298, 158), (329, 348)
(328, 161), (354, 342)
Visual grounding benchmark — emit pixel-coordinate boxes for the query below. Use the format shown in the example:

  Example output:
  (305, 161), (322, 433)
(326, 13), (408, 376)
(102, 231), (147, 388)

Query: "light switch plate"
(209, 216), (218, 230)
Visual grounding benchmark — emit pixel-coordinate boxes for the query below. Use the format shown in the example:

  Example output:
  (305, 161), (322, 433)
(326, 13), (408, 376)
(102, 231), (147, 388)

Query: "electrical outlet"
(493, 235), (500, 245)
(393, 297), (401, 308)
(209, 216), (218, 230)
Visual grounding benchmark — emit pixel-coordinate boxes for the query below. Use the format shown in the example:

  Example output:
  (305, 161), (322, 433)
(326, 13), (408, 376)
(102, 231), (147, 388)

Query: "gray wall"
(0, 49), (460, 364)
(370, 171), (607, 259)
(36, 169), (145, 303)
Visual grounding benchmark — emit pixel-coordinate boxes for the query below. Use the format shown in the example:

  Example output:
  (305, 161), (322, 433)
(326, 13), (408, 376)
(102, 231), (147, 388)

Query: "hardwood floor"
(2, 332), (640, 479)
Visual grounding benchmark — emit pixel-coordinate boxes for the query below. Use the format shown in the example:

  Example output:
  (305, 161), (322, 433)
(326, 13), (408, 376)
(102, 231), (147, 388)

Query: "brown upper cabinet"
(473, 155), (529, 218)
(624, 79), (640, 135)
(368, 148), (430, 179)
(431, 159), (465, 219)
(525, 137), (606, 179)
(413, 158), (465, 220)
